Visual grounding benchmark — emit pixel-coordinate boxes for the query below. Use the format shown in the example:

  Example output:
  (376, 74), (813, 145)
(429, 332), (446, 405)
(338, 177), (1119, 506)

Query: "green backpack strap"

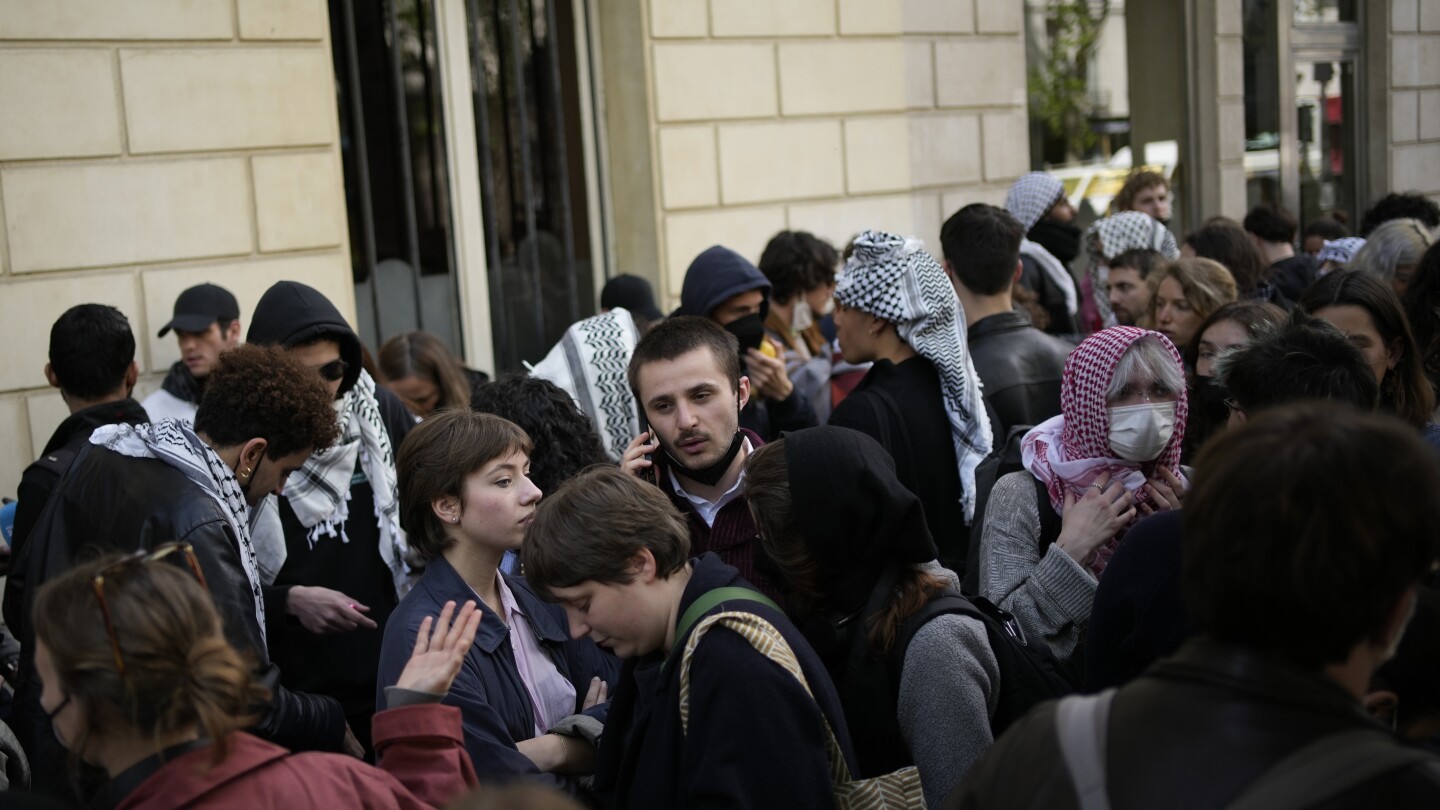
(662, 587), (782, 673)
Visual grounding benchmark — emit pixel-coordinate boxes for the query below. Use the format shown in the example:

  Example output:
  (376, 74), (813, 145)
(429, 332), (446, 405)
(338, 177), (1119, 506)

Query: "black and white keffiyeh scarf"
(90, 419), (267, 644)
(1085, 212), (1181, 326)
(529, 307), (642, 462)
(1005, 172), (1079, 315)
(835, 230), (995, 522)
(275, 370), (410, 598)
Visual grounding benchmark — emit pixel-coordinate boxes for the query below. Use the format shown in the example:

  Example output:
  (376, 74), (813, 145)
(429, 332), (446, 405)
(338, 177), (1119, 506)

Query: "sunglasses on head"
(317, 359), (349, 382)
(93, 543), (208, 677)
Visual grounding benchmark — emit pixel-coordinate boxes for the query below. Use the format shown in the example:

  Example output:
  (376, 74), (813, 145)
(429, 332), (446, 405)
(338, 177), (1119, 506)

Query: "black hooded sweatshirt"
(246, 281), (414, 753)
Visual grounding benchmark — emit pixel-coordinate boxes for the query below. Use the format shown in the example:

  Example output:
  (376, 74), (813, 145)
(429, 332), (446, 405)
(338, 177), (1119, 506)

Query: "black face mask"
(724, 313), (767, 354)
(664, 430), (745, 488)
(1028, 219), (1083, 265)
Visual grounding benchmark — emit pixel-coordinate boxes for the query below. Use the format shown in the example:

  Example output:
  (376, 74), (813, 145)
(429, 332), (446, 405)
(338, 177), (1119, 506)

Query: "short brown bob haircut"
(627, 316), (742, 398)
(395, 408), (532, 561)
(1183, 402), (1440, 669)
(523, 465), (691, 601)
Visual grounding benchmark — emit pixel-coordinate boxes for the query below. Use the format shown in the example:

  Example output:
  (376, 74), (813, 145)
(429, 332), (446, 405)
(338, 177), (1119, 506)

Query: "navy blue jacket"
(595, 553), (858, 809)
(376, 555), (619, 788)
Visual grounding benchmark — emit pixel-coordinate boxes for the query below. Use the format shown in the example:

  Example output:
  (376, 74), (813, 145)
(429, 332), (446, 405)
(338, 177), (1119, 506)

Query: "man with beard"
(619, 316), (782, 601)
(672, 245), (817, 441)
(1005, 172), (1082, 336)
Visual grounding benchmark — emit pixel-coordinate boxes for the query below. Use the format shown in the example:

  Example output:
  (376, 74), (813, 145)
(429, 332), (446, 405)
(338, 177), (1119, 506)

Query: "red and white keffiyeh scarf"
(1021, 326), (1188, 575)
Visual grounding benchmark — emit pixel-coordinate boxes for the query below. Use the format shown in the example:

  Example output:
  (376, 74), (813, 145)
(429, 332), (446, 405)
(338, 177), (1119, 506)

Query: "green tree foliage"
(1028, 1), (1110, 162)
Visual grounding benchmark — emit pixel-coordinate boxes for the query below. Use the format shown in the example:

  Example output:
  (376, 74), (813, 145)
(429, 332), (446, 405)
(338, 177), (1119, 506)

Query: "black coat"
(595, 553), (857, 809)
(829, 356), (970, 572)
(11, 443), (345, 796)
(948, 638), (1440, 809)
(967, 311), (1071, 438)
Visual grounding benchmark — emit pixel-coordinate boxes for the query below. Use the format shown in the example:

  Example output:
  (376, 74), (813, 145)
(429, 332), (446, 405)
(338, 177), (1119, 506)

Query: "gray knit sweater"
(898, 611), (999, 807)
(977, 470), (1097, 662)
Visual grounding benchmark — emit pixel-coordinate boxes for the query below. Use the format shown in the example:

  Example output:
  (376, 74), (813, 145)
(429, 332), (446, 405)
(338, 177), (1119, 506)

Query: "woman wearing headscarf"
(977, 326), (1188, 668)
(746, 426), (998, 807)
(828, 230), (994, 575)
(1083, 212), (1181, 331)
(1004, 172), (1082, 334)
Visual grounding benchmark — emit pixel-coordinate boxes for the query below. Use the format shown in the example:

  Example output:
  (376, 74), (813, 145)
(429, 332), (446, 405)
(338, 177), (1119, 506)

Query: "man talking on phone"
(620, 315), (783, 602)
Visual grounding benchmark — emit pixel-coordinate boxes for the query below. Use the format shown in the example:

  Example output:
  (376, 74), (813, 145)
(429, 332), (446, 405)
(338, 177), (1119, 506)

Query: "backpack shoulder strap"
(1034, 474), (1063, 553)
(664, 587), (782, 674)
(1224, 729), (1438, 810)
(1056, 689), (1118, 810)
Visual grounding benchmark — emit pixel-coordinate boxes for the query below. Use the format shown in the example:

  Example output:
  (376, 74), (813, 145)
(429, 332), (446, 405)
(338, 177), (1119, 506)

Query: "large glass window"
(331, 0), (462, 355)
(466, 0), (596, 373)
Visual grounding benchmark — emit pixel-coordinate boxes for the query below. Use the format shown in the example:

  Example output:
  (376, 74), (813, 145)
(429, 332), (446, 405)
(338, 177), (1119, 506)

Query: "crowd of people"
(3, 172), (1440, 809)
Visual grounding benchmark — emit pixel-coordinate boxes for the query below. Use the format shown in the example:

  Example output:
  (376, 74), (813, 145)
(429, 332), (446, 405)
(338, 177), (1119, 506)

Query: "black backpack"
(895, 586), (1077, 735)
(963, 425), (1062, 595)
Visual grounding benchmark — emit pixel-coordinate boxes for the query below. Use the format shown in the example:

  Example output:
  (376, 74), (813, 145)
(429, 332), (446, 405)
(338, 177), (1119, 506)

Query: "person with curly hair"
(471, 375), (608, 576)
(10, 344), (351, 797)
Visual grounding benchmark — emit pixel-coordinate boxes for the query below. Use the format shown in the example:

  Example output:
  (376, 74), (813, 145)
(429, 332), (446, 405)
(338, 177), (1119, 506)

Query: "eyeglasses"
(316, 359), (349, 382)
(93, 543), (208, 677)
(1223, 397), (1244, 413)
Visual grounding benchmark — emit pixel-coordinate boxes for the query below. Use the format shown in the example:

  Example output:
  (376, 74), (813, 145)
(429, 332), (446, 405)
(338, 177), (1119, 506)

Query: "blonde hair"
(1149, 257), (1239, 324)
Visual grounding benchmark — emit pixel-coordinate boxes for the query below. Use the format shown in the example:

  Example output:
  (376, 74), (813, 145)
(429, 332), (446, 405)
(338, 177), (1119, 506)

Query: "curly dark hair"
(1360, 192), (1440, 237)
(757, 230), (838, 305)
(195, 344), (340, 458)
(470, 375), (608, 496)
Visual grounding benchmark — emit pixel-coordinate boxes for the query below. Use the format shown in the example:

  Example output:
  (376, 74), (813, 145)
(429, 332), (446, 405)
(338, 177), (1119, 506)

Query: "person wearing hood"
(246, 280), (417, 757)
(746, 426), (999, 806)
(1005, 172), (1082, 336)
(674, 245), (818, 441)
(977, 327), (1188, 669)
(142, 283), (243, 424)
(828, 230), (995, 576)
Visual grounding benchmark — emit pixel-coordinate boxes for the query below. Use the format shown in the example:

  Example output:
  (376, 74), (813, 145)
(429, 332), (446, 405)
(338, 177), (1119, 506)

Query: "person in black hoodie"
(246, 281), (416, 757)
(1244, 203), (1320, 303)
(674, 245), (818, 441)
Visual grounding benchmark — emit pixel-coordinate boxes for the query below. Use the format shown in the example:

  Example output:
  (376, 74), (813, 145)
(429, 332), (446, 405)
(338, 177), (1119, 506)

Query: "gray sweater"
(977, 471), (1097, 662)
(898, 612), (999, 807)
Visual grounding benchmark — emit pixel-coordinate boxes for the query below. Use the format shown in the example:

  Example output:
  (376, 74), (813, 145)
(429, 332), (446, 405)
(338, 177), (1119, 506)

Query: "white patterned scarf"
(269, 370), (410, 599)
(1006, 172), (1080, 316)
(90, 420), (267, 645)
(1085, 212), (1181, 326)
(835, 230), (995, 522)
(528, 307), (642, 462)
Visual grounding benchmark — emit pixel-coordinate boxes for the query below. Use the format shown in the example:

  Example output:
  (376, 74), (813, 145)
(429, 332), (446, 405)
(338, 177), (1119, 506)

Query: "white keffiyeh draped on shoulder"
(529, 307), (642, 463)
(254, 370), (411, 599)
(834, 230), (994, 522)
(90, 419), (268, 645)
(1085, 211), (1181, 326)
(1006, 172), (1079, 315)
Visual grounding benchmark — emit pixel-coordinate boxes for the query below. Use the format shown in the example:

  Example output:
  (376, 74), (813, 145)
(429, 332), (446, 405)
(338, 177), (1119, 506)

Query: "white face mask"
(1108, 401), (1177, 462)
(791, 299), (814, 333)
(818, 295), (835, 317)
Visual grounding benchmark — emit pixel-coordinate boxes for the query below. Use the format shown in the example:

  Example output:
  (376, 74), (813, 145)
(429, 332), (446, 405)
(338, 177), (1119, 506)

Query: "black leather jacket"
(967, 311), (1072, 437)
(11, 443), (344, 794)
(948, 638), (1440, 809)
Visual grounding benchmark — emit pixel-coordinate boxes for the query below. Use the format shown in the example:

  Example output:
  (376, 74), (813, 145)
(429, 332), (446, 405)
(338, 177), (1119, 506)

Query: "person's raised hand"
(396, 599), (482, 696)
(287, 586), (378, 634)
(1056, 473), (1136, 564)
(744, 348), (794, 401)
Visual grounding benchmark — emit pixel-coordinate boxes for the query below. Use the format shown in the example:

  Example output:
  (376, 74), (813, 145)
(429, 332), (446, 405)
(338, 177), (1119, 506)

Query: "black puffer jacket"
(12, 443), (345, 796)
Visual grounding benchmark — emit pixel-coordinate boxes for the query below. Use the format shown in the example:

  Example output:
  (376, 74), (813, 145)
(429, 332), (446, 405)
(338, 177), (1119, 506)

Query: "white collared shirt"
(668, 437), (753, 527)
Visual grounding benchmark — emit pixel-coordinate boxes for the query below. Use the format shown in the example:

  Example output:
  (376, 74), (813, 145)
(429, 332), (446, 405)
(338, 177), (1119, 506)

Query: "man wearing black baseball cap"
(142, 282), (242, 424)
